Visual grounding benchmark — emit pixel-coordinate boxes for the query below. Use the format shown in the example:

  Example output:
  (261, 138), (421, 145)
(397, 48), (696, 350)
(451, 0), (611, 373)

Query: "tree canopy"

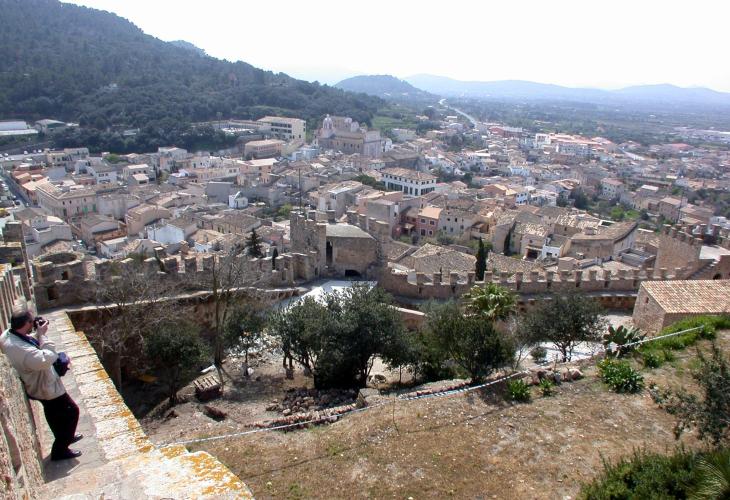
(268, 284), (408, 389)
(518, 293), (606, 362)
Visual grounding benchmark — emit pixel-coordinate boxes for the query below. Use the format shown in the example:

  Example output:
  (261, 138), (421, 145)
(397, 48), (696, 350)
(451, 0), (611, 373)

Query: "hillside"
(406, 74), (730, 107)
(0, 0), (382, 150)
(335, 75), (435, 100)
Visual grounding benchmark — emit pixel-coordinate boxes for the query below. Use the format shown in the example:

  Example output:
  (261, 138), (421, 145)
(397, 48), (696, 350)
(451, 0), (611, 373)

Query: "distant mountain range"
(404, 74), (730, 107)
(335, 75), (435, 100)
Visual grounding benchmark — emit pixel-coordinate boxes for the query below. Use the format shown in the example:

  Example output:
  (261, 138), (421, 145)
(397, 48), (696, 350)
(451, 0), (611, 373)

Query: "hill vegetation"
(335, 74), (435, 101)
(0, 0), (383, 152)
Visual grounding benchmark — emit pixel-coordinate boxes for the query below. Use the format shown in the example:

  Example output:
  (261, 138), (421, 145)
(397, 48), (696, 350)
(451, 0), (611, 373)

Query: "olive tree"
(519, 293), (606, 362)
(145, 321), (209, 406)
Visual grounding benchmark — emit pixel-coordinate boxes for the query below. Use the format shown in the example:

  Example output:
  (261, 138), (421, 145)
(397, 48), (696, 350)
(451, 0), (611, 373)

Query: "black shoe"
(71, 433), (83, 444)
(51, 449), (82, 461)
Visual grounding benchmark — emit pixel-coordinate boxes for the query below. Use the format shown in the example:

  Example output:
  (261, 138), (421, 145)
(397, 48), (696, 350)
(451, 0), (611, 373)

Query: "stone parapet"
(379, 264), (689, 304)
(35, 311), (253, 499)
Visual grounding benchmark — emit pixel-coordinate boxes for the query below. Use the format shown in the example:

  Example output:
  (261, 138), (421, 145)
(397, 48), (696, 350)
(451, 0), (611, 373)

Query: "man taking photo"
(0, 302), (82, 461)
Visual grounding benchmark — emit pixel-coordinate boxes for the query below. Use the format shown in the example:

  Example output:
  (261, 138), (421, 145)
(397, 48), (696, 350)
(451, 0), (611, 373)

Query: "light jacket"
(0, 329), (65, 400)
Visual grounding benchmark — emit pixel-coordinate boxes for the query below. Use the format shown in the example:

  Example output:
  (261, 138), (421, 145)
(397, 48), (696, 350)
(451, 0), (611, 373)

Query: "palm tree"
(463, 283), (516, 322)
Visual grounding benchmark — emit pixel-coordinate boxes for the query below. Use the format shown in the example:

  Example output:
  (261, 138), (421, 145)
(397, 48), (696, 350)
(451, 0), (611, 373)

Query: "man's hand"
(36, 320), (49, 337)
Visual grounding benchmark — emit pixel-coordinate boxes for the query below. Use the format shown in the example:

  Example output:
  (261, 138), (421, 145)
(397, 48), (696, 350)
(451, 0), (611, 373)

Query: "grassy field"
(188, 331), (728, 499)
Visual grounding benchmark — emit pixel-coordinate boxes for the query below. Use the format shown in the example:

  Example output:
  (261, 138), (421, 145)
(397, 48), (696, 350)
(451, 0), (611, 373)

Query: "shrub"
(579, 448), (710, 499)
(642, 350), (661, 369)
(530, 346), (547, 364)
(655, 344), (730, 446)
(598, 359), (644, 393)
(661, 349), (676, 362)
(506, 379), (531, 402)
(538, 378), (555, 397)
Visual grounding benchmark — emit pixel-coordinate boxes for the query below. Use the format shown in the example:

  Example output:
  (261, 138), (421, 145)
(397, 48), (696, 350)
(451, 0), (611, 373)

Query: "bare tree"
(90, 259), (182, 389)
(184, 245), (265, 389)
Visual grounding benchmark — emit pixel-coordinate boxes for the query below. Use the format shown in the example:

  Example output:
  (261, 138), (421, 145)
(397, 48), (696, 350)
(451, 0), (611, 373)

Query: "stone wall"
(0, 263), (45, 499)
(654, 225), (704, 277)
(0, 354), (45, 499)
(379, 264), (687, 306)
(32, 247), (312, 311)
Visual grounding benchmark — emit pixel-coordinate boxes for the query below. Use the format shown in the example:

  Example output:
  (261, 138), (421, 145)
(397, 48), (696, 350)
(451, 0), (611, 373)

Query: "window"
(430, 221), (435, 225)
(420, 218), (425, 223)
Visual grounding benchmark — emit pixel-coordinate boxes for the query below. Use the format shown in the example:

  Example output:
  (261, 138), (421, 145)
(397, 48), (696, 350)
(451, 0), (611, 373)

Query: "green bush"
(530, 346), (547, 364)
(506, 379), (531, 402)
(538, 378), (555, 397)
(580, 448), (706, 499)
(642, 351), (661, 369)
(598, 359), (644, 393)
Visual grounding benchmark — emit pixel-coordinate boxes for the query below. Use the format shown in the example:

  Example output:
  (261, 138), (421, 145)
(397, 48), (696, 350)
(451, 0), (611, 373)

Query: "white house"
(146, 218), (196, 246)
(228, 191), (249, 209)
(87, 163), (118, 184)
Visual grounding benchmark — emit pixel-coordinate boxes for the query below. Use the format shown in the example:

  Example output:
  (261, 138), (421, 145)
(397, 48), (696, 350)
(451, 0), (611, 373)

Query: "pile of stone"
(526, 367), (583, 385)
(265, 388), (357, 416)
(254, 402), (359, 430)
(401, 380), (471, 399)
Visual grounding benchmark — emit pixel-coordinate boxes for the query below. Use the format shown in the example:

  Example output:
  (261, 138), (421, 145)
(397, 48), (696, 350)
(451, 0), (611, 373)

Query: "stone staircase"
(689, 259), (718, 280)
(38, 311), (252, 499)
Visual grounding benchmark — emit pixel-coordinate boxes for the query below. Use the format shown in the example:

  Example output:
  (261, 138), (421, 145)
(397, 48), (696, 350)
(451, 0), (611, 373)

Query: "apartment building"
(600, 178), (625, 200)
(257, 116), (306, 141)
(35, 183), (99, 221)
(244, 139), (284, 159)
(382, 168), (437, 196)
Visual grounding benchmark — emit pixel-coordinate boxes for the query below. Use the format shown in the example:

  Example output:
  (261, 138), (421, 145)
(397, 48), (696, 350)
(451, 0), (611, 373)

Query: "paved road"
(439, 98), (479, 128)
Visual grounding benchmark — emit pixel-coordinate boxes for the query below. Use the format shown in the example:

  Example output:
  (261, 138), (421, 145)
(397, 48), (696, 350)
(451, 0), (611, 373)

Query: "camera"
(33, 317), (48, 329)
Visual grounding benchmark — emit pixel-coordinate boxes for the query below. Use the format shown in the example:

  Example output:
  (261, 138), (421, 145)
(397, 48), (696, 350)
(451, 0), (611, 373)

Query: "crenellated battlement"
(32, 248), (315, 311)
(379, 263), (691, 304)
(345, 210), (391, 242)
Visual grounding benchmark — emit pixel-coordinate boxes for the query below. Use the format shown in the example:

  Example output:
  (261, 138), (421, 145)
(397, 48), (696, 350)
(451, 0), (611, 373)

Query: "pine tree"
(475, 237), (487, 281)
(271, 247), (279, 269)
(245, 229), (264, 258)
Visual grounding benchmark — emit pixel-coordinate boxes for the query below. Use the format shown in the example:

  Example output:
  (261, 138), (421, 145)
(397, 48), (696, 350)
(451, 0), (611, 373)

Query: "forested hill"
(335, 75), (435, 101)
(0, 0), (383, 151)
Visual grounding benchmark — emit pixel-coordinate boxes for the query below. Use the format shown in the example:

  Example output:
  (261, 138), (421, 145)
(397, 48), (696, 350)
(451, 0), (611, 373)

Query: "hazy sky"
(65, 0), (730, 91)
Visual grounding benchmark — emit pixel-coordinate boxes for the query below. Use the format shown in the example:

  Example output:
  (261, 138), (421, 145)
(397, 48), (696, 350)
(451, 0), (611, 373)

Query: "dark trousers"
(40, 392), (79, 458)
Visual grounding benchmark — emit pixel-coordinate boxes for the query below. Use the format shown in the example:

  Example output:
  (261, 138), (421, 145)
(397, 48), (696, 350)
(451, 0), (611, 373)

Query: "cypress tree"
(475, 237), (487, 280)
(245, 229), (264, 258)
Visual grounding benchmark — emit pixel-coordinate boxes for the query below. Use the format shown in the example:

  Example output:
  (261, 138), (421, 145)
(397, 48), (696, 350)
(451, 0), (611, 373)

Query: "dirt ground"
(177, 332), (728, 500)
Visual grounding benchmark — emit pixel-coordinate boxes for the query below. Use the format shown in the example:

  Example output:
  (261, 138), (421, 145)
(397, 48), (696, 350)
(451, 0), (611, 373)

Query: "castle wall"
(32, 246), (311, 312)
(654, 225), (703, 277)
(378, 265), (684, 309)
(0, 264), (44, 499)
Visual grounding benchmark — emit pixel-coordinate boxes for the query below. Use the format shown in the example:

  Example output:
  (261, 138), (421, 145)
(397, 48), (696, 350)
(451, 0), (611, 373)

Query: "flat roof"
(325, 223), (373, 239)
